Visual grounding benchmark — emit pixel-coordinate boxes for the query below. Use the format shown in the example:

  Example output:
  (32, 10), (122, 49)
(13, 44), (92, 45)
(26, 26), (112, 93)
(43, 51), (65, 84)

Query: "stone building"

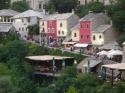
(11, 0), (49, 11)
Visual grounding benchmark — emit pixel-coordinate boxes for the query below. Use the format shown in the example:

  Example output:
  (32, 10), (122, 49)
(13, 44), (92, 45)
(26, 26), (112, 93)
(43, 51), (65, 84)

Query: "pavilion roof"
(102, 63), (125, 70)
(26, 55), (73, 61)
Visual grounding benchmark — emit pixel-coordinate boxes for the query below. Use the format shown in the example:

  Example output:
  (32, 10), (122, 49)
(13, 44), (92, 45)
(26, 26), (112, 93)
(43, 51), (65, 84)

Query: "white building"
(0, 9), (19, 33)
(12, 10), (45, 39)
(39, 12), (79, 46)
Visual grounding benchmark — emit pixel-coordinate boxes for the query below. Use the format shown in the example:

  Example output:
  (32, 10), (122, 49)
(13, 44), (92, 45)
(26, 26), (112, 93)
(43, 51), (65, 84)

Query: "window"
(93, 35), (96, 40)
(22, 28), (24, 31)
(86, 24), (89, 28)
(81, 25), (83, 28)
(74, 33), (77, 37)
(27, 18), (30, 23)
(19, 28), (21, 31)
(39, 3), (42, 9)
(60, 23), (62, 27)
(22, 19), (24, 23)
(78, 1), (80, 5)
(52, 28), (55, 32)
(62, 31), (64, 34)
(48, 28), (50, 32)
(58, 31), (60, 34)
(42, 22), (44, 26)
(43, 4), (46, 9)
(99, 35), (102, 39)
(43, 28), (45, 32)
(81, 35), (83, 38)
(85, 0), (87, 4)
(87, 35), (89, 39)
(50, 21), (52, 27)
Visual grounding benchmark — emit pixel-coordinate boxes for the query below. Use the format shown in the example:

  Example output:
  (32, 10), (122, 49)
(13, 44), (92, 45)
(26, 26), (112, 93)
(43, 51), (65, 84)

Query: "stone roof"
(93, 25), (111, 33)
(80, 13), (108, 21)
(100, 41), (122, 50)
(42, 13), (74, 20)
(71, 23), (80, 31)
(0, 23), (12, 32)
(0, 9), (19, 16)
(12, 10), (45, 19)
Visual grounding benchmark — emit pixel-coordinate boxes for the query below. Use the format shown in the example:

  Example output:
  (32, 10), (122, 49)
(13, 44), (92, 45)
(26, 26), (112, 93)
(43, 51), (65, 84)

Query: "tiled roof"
(0, 23), (12, 32)
(93, 25), (111, 33)
(71, 23), (80, 31)
(12, 10), (45, 19)
(0, 9), (19, 16)
(80, 13), (107, 21)
(42, 13), (73, 20)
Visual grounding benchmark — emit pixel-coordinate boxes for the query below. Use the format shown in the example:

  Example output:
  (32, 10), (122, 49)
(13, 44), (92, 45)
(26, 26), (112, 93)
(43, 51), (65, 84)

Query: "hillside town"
(0, 0), (125, 93)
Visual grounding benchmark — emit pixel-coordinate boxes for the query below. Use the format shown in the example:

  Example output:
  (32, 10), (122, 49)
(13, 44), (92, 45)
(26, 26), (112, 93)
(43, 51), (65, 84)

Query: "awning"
(102, 63), (125, 70)
(62, 42), (76, 45)
(74, 43), (88, 48)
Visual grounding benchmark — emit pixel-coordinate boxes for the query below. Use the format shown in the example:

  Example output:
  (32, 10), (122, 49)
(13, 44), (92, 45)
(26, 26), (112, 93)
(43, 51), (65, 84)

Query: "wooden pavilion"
(26, 55), (74, 77)
(102, 63), (125, 85)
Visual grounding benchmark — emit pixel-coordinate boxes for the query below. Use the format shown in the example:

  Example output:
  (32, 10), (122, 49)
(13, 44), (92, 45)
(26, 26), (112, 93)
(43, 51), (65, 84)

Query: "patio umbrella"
(97, 50), (108, 56)
(107, 50), (123, 58)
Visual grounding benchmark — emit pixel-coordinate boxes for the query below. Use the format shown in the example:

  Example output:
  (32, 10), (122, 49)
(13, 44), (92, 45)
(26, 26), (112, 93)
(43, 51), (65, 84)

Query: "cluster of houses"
(0, 9), (117, 49)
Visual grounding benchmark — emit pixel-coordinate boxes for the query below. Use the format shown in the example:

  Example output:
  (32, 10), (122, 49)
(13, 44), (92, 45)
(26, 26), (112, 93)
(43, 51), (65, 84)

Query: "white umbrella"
(97, 51), (108, 56)
(107, 50), (123, 58)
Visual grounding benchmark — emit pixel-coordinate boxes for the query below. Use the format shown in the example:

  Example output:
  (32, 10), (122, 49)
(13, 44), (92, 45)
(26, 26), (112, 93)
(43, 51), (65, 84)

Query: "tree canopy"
(0, 0), (10, 9)
(10, 0), (29, 12)
(47, 0), (78, 13)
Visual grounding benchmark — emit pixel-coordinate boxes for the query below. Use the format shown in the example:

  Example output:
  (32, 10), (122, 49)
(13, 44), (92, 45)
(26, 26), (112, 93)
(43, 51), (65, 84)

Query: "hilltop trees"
(47, 0), (78, 13)
(11, 0), (29, 12)
(0, 0), (10, 9)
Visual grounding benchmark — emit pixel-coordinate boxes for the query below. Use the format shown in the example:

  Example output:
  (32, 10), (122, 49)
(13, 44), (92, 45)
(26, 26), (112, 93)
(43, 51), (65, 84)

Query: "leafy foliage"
(47, 0), (78, 13)
(11, 0), (29, 12)
(0, 0), (10, 9)
(90, 2), (104, 13)
(28, 24), (40, 36)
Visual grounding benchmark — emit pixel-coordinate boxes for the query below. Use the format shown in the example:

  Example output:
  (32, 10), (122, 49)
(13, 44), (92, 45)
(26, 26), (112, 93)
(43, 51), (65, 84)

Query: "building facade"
(0, 9), (19, 33)
(71, 13), (115, 46)
(12, 10), (45, 40)
(39, 12), (79, 46)
(71, 24), (80, 42)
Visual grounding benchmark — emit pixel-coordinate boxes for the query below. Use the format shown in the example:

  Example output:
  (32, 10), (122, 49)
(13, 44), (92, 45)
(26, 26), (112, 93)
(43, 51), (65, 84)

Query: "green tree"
(112, 11), (125, 32)
(90, 2), (104, 13)
(75, 5), (89, 18)
(0, 0), (10, 9)
(11, 0), (29, 12)
(47, 1), (56, 14)
(48, 0), (78, 13)
(28, 24), (40, 36)
(66, 86), (79, 93)
(0, 76), (17, 93)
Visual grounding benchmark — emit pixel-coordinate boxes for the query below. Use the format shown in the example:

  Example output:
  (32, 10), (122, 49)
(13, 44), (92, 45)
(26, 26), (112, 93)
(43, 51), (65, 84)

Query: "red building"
(80, 21), (91, 44)
(47, 20), (57, 45)
(79, 13), (110, 44)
